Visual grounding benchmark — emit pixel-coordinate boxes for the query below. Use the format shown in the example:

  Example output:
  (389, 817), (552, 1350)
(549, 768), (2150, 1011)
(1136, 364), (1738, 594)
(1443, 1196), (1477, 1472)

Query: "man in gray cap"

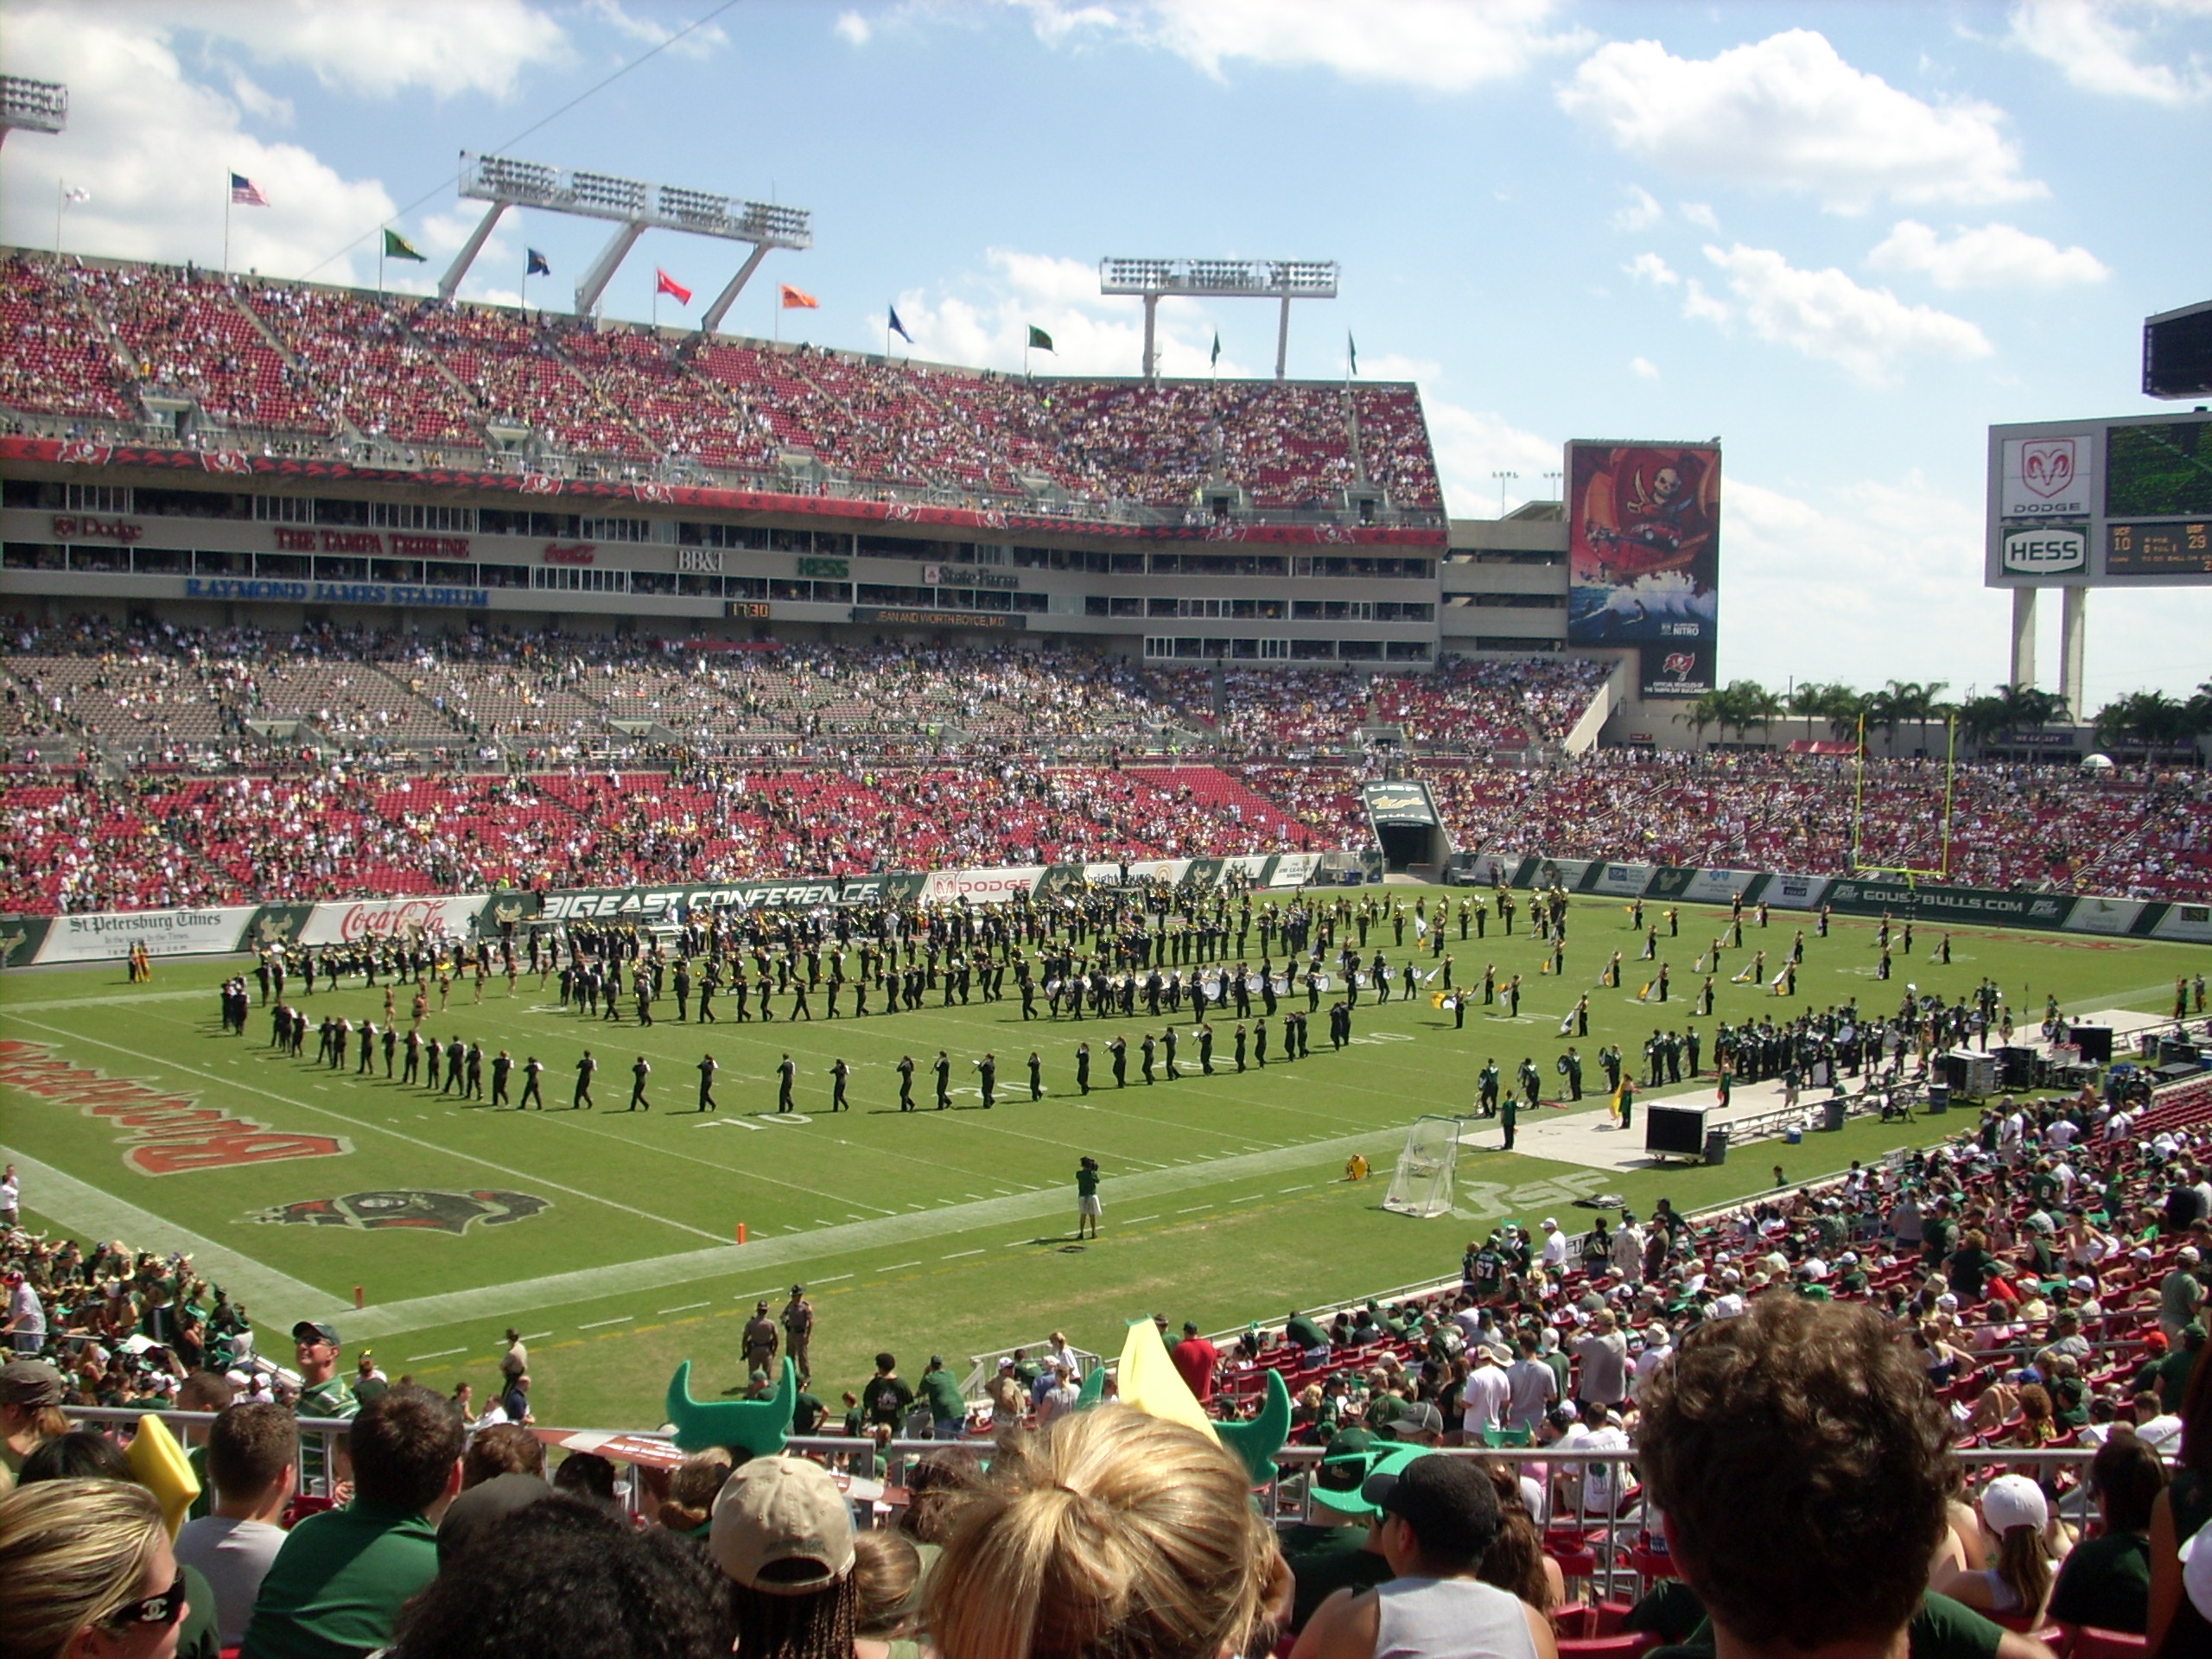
(1, 1357), (65, 1494)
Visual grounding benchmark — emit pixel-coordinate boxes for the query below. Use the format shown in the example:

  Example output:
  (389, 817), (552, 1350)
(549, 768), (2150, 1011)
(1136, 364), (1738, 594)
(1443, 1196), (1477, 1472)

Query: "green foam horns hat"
(1215, 1369), (1294, 1487)
(665, 1357), (797, 1455)
(1097, 1319), (1292, 1486)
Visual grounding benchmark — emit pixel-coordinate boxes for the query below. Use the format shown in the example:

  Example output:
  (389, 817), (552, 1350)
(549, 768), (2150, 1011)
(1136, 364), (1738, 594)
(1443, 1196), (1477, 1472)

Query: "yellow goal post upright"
(1849, 711), (1958, 883)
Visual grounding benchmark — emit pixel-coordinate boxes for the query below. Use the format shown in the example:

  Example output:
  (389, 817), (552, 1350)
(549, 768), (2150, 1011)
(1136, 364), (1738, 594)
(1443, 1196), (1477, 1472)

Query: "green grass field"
(3, 891), (2200, 1428)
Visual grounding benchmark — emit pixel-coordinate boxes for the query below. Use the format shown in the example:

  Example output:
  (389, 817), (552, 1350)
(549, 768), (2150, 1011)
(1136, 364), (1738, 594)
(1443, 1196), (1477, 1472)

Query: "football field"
(3, 890), (2199, 1427)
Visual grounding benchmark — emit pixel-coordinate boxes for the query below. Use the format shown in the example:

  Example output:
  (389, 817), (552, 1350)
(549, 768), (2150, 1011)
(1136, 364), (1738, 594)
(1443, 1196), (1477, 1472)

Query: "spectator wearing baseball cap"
(711, 1454), (857, 1659)
(289, 1323), (356, 1423)
(1289, 1452), (1550, 1659)
(1281, 1431), (1422, 1635)
(1932, 1474), (2056, 1623)
(1, 1357), (67, 1497)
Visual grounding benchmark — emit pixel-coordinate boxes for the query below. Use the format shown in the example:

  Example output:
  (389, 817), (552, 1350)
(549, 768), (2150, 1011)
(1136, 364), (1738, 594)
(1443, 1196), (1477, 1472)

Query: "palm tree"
(1673, 690), (1726, 744)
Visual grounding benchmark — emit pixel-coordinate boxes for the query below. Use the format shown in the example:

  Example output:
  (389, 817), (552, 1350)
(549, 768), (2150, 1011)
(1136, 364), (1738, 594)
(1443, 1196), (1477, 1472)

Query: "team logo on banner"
(253, 1189), (549, 1235)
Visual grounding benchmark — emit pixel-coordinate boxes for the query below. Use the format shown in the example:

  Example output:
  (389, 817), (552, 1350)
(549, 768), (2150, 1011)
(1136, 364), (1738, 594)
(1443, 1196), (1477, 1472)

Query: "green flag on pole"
(1211, 331), (1221, 368)
(1347, 331), (1358, 376)
(1027, 324), (1055, 353)
(383, 229), (427, 262)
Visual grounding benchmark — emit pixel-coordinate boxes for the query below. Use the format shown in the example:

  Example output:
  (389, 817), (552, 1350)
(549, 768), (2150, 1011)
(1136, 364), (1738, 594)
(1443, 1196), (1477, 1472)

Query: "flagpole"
(222, 172), (231, 275)
(54, 179), (62, 256)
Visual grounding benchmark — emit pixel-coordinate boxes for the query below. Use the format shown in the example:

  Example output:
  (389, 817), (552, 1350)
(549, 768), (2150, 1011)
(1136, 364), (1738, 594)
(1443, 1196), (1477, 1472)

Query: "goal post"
(1382, 1114), (1465, 1218)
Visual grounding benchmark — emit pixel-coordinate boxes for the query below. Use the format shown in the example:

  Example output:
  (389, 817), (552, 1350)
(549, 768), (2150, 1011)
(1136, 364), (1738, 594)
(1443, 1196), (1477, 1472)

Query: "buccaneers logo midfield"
(252, 1189), (550, 1236)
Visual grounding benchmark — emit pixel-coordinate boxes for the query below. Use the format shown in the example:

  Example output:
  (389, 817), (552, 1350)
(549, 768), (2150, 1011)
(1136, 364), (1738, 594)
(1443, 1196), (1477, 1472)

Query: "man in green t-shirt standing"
(292, 1321), (358, 1422)
(243, 1386), (464, 1659)
(919, 1355), (968, 1440)
(1076, 1156), (1103, 1240)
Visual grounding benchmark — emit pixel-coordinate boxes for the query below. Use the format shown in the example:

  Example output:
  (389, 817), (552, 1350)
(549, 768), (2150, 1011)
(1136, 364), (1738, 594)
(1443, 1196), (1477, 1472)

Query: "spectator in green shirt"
(918, 1357), (967, 1441)
(2050, 1435), (2164, 1636)
(243, 1386), (465, 1659)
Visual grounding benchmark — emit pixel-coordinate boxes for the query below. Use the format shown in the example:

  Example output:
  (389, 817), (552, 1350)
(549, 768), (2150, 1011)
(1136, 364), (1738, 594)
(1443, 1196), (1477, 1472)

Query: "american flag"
(230, 173), (269, 207)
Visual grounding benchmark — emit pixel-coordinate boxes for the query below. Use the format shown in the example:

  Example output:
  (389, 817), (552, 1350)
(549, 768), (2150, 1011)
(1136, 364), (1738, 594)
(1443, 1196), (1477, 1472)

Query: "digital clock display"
(2106, 519), (2212, 575)
(725, 601), (772, 619)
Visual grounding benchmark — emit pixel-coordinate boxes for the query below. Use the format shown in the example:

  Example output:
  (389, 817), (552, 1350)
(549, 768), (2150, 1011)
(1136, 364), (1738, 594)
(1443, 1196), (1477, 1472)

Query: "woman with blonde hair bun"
(926, 1404), (1287, 1659)
(0, 1478), (189, 1659)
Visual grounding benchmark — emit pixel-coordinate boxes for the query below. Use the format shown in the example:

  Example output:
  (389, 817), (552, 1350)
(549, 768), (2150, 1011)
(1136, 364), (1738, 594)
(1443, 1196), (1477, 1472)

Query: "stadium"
(3, 12), (2212, 1656)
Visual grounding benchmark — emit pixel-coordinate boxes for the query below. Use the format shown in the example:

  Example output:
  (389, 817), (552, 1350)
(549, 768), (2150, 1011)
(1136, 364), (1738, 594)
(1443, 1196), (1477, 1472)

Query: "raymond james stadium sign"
(184, 578), (489, 609)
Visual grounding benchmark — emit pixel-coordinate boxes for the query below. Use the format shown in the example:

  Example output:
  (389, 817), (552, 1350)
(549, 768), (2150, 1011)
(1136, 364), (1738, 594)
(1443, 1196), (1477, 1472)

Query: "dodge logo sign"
(2002, 527), (2087, 575)
(2019, 439), (2075, 499)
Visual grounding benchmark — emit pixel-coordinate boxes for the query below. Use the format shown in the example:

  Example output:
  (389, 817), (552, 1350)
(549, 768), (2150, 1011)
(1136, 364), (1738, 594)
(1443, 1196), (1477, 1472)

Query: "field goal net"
(1383, 1114), (1465, 1218)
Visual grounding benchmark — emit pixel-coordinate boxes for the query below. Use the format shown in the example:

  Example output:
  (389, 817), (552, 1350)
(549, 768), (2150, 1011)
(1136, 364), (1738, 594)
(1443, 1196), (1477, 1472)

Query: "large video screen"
(1566, 442), (1721, 698)
(2107, 417), (2212, 517)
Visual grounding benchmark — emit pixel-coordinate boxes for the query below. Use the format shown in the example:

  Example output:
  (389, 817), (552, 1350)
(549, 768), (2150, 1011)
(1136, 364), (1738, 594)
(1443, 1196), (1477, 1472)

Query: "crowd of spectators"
(13, 1071), (2212, 1656)
(0, 252), (1445, 514)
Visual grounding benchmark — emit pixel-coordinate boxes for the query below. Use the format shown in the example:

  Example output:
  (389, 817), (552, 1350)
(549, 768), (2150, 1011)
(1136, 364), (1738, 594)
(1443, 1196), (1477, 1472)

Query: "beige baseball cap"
(710, 1455), (855, 1594)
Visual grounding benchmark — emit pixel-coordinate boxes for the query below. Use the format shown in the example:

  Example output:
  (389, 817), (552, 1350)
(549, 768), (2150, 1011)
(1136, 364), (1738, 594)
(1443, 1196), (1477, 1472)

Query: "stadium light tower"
(0, 75), (67, 149)
(440, 151), (811, 329)
(1100, 257), (1338, 381)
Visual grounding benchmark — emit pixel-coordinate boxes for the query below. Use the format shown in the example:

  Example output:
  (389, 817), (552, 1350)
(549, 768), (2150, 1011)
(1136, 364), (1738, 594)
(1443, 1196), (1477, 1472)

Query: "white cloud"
(887, 248), (1256, 378)
(1679, 201), (1719, 232)
(1681, 279), (1732, 325)
(1694, 244), (1992, 383)
(1625, 251), (1679, 287)
(835, 10), (874, 45)
(1010, 0), (1592, 92)
(96, 0), (573, 100)
(1724, 473), (2004, 689)
(582, 0), (728, 60)
(1560, 29), (2044, 210)
(0, 10), (396, 282)
(1630, 356), (1659, 378)
(1423, 401), (1560, 518)
(1866, 219), (2111, 289)
(2009, 0), (2212, 103)
(1611, 186), (1663, 231)
(224, 70), (296, 126)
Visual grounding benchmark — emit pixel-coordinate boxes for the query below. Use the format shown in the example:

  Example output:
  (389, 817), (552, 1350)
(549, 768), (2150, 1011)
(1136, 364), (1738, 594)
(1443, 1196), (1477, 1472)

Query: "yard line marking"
(1280, 1184), (1315, 1193)
(1176, 1204), (1215, 1214)
(1122, 1214), (1159, 1224)
(814, 1273), (854, 1283)
(1232, 1194), (1263, 1204)
(815, 1218), (835, 1225)
(878, 1261), (921, 1273)
(521, 1331), (554, 1343)
(579, 1315), (632, 1330)
(658, 1301), (710, 1315)
(8, 1017), (732, 1245)
(405, 1346), (466, 1362)
(943, 1248), (984, 1259)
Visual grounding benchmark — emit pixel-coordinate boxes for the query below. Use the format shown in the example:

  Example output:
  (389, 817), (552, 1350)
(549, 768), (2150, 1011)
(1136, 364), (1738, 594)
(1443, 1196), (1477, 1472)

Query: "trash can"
(1821, 1099), (1847, 1133)
(1926, 1084), (1949, 1115)
(1703, 1128), (1728, 1166)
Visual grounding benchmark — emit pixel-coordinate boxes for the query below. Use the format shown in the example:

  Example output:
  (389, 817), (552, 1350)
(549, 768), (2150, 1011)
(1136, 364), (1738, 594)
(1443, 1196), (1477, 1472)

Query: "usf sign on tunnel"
(1361, 781), (1452, 876)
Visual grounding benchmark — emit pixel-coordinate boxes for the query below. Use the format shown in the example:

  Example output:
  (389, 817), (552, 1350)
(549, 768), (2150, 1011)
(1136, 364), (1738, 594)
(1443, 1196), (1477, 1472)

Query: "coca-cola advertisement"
(295, 895), (485, 946)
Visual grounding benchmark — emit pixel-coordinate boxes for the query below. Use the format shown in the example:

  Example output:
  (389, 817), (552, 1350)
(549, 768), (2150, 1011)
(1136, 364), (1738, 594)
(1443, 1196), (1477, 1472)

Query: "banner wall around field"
(2153, 905), (2212, 944)
(293, 895), (492, 946)
(32, 906), (260, 963)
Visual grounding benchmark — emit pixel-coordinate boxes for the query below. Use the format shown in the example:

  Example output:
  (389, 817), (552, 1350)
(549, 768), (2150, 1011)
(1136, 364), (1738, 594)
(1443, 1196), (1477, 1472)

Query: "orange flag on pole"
(780, 284), (819, 309)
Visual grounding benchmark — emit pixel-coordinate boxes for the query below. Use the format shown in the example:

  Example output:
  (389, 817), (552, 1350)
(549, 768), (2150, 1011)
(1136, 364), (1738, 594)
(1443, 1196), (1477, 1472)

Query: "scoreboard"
(1986, 410), (2212, 588)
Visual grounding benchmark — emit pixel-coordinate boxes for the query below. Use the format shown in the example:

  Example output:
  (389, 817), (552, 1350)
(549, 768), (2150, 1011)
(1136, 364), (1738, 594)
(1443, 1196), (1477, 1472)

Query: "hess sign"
(2001, 527), (2087, 576)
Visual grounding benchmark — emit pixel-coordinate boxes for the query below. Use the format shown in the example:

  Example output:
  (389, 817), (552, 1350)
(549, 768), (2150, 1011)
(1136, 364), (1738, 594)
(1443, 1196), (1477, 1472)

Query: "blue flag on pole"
(526, 249), (551, 276)
(887, 305), (913, 344)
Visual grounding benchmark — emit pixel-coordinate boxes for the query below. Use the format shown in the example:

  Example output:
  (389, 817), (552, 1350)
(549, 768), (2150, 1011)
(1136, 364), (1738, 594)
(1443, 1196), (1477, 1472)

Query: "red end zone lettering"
(0, 1039), (349, 1175)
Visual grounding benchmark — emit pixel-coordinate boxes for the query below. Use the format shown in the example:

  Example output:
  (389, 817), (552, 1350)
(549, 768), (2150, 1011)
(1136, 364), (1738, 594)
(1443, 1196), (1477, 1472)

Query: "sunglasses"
(105, 1575), (187, 1630)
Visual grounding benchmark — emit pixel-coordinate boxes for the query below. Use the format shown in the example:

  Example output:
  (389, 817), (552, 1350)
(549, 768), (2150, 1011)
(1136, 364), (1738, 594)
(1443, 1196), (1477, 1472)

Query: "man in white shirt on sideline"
(1539, 1217), (1570, 1271)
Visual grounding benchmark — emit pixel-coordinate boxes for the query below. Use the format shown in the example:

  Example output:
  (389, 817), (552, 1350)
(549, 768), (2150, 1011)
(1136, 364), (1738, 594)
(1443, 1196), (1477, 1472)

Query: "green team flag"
(383, 229), (427, 262)
(1027, 324), (1055, 353)
(1211, 330), (1221, 367)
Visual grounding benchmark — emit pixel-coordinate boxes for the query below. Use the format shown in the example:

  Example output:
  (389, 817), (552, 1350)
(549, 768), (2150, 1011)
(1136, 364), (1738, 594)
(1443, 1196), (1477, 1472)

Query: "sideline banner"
(536, 874), (923, 921)
(35, 906), (259, 963)
(2064, 896), (2146, 936)
(0, 917), (53, 969)
(1819, 878), (2076, 930)
(1646, 867), (1762, 906)
(1582, 861), (1656, 899)
(2152, 904), (2212, 944)
(294, 895), (487, 946)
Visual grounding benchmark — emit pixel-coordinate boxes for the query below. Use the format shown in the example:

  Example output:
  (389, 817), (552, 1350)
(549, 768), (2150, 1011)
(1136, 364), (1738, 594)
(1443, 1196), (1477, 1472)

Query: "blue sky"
(3, 0), (2209, 709)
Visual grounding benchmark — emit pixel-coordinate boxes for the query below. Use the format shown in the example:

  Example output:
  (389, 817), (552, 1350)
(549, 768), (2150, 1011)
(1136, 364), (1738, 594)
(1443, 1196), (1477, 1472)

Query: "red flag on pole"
(780, 284), (819, 309)
(655, 269), (693, 306)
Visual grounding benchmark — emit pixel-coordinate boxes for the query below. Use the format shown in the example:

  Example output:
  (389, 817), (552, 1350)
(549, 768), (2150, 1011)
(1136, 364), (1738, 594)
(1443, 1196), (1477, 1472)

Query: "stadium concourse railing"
(56, 1405), (2107, 1601)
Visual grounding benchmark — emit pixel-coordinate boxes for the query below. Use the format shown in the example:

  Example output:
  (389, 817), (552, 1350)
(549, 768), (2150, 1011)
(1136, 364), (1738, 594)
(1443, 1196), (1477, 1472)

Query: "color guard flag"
(887, 305), (913, 343)
(1210, 330), (1221, 367)
(780, 284), (818, 309)
(527, 249), (551, 276)
(230, 173), (269, 207)
(382, 229), (426, 262)
(1027, 324), (1055, 353)
(656, 269), (693, 305)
